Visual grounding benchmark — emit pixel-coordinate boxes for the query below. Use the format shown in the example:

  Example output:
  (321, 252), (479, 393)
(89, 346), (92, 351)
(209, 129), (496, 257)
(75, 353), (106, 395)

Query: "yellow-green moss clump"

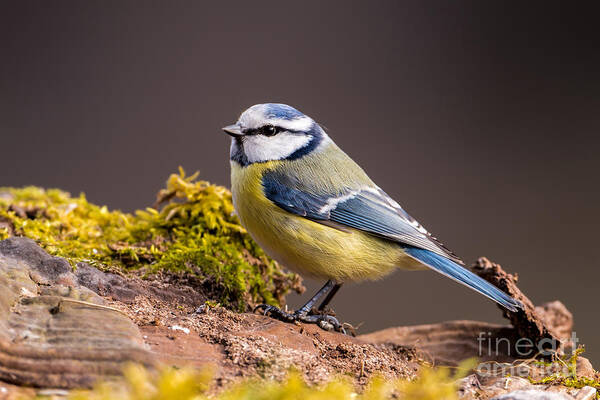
(0, 168), (301, 310)
(69, 363), (472, 400)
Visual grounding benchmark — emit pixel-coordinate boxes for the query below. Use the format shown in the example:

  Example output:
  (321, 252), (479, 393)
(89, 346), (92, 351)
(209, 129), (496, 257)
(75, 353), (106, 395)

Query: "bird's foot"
(253, 304), (349, 335)
(297, 312), (346, 334)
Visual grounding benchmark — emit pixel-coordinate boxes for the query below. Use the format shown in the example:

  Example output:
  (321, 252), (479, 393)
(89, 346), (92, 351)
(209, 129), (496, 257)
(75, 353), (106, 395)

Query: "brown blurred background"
(1, 2), (599, 361)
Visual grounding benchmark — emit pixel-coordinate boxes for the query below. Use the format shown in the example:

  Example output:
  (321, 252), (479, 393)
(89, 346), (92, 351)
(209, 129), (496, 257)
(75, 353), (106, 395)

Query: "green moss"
(529, 348), (600, 398)
(68, 361), (473, 400)
(0, 168), (302, 310)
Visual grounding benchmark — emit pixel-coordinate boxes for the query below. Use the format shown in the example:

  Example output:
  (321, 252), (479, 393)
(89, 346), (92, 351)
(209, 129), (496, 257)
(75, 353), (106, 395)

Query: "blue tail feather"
(404, 247), (522, 312)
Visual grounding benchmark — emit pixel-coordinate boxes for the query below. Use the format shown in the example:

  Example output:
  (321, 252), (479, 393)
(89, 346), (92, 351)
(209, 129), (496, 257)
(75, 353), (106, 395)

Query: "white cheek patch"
(243, 132), (312, 163)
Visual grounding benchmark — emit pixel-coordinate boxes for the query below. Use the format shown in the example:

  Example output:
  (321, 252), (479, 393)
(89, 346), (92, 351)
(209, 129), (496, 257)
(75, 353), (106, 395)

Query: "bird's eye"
(262, 125), (279, 136)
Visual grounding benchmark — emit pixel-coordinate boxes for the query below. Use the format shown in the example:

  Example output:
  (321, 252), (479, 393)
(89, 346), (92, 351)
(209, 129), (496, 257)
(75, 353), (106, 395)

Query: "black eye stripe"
(243, 125), (285, 136)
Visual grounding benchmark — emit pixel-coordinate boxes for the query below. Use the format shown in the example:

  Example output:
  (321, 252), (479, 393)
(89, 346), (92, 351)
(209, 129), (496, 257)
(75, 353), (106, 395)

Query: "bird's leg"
(294, 279), (337, 316)
(254, 280), (346, 333)
(254, 280), (335, 321)
(317, 282), (342, 312)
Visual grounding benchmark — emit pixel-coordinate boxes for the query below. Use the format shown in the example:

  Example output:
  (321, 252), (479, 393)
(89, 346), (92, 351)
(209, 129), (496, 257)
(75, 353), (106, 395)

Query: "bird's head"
(223, 103), (328, 166)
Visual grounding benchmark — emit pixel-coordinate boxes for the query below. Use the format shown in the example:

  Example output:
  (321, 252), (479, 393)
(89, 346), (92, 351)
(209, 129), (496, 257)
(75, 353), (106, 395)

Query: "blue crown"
(264, 103), (305, 120)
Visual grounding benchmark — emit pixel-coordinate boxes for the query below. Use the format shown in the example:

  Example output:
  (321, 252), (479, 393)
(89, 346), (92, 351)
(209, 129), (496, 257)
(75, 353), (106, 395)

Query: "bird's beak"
(222, 124), (244, 137)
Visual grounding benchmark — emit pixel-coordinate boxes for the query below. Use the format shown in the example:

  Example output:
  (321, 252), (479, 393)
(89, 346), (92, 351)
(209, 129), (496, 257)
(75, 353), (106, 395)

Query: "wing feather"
(262, 170), (462, 264)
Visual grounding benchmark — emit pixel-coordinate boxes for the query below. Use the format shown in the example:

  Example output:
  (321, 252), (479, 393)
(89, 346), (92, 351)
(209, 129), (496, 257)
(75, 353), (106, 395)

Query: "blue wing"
(262, 169), (460, 263)
(262, 170), (522, 311)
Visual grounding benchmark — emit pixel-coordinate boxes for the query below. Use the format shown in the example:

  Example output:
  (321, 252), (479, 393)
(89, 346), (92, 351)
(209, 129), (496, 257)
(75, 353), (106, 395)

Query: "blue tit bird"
(223, 103), (522, 332)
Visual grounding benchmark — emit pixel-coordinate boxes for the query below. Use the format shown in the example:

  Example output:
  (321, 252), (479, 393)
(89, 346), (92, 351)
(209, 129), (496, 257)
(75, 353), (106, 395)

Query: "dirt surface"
(110, 284), (420, 387)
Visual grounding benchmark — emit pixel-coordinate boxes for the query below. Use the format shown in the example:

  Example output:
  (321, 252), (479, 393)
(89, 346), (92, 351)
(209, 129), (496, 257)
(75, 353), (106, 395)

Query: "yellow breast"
(230, 161), (419, 282)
